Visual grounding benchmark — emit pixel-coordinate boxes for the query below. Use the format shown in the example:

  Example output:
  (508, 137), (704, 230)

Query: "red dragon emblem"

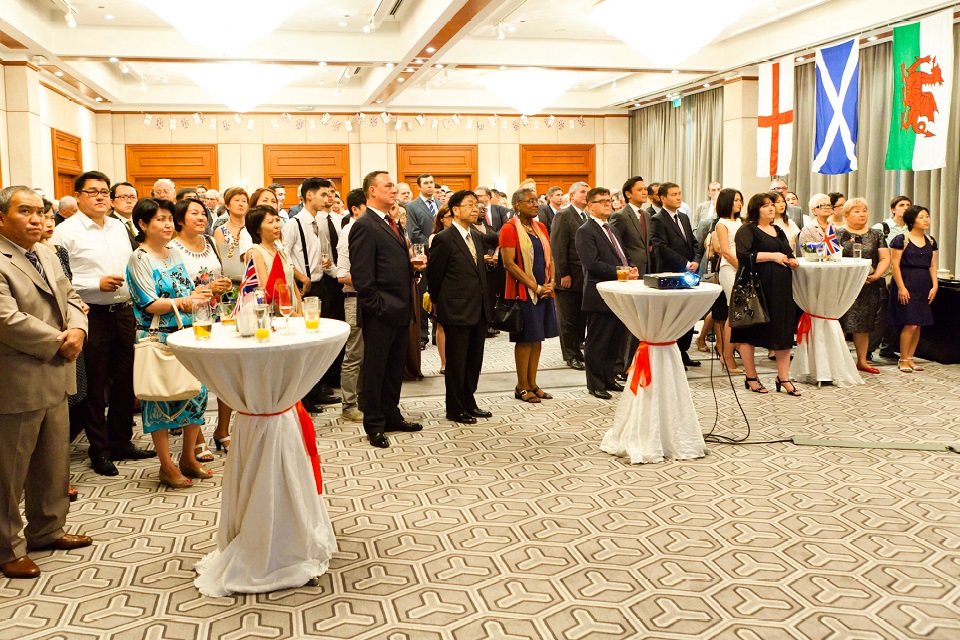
(900, 55), (944, 138)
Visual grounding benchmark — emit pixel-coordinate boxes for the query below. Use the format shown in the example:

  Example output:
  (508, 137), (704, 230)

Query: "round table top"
(598, 281), (722, 343)
(167, 318), (349, 355)
(795, 257), (872, 271)
(597, 280), (723, 298)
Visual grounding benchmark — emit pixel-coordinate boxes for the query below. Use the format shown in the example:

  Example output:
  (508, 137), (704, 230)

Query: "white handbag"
(134, 305), (202, 402)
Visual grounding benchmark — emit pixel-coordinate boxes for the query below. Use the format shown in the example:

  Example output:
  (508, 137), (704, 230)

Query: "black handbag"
(729, 253), (769, 329)
(492, 298), (524, 334)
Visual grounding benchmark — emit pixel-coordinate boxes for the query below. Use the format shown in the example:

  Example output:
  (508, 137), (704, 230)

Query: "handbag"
(492, 298), (524, 334)
(134, 305), (202, 402)
(728, 253), (770, 329)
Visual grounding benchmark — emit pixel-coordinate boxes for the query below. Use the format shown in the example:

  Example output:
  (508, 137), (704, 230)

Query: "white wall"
(37, 85), (99, 193)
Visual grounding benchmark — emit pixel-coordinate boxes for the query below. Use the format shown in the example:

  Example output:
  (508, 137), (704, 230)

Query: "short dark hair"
(902, 205), (927, 231)
(132, 197), (175, 243)
(173, 197), (206, 232)
(176, 187), (198, 201)
(74, 171), (111, 193)
(658, 182), (679, 199)
(586, 187), (610, 203)
(268, 183), (284, 191)
(362, 171), (388, 198)
(890, 195), (911, 211)
(647, 181), (660, 194)
(301, 177), (333, 198)
(828, 192), (845, 207)
(621, 176), (645, 198)
(511, 187), (536, 209)
(447, 190), (476, 212)
(245, 205), (279, 244)
(249, 187), (278, 209)
(715, 188), (743, 219)
(110, 181), (135, 199)
(746, 192), (776, 224)
(346, 188), (366, 214)
(547, 186), (562, 197)
(416, 173), (433, 187)
(42, 198), (54, 214)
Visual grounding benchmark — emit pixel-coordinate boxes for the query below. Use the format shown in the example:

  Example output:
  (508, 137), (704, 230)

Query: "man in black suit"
(476, 186), (511, 231)
(649, 182), (701, 369)
(108, 182), (139, 249)
(404, 173), (438, 348)
(576, 187), (638, 399)
(645, 182), (661, 216)
(427, 190), (494, 424)
(550, 181), (589, 370)
(349, 170), (424, 448)
(609, 176), (653, 380)
(537, 186), (563, 233)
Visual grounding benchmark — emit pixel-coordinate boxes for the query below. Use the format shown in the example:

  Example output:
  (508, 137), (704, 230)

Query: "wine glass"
(274, 281), (293, 334)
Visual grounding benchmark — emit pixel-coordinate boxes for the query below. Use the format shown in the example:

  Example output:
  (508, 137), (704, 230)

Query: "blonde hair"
(842, 197), (868, 215)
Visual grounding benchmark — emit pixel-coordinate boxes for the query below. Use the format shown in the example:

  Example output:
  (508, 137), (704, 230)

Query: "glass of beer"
(411, 243), (426, 269)
(218, 300), (236, 327)
(192, 300), (213, 340)
(616, 266), (630, 282)
(254, 304), (271, 343)
(304, 297), (320, 332)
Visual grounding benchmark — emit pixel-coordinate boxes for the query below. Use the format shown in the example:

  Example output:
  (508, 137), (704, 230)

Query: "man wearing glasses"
(109, 182), (139, 249)
(52, 171), (154, 476)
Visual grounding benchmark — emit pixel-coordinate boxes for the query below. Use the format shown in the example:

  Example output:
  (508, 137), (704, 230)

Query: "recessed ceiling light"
(109, 57), (118, 62)
(95, 97), (103, 102)
(385, 63), (395, 68)
(104, 14), (114, 20)
(318, 61), (327, 66)
(498, 65), (507, 70)
(398, 78), (405, 82)
(426, 47), (436, 53)
(376, 100), (383, 103)
(405, 68), (414, 73)
(867, 35), (878, 42)
(434, 64), (443, 69)
(414, 59), (423, 64)
(507, 25), (516, 32)
(633, 102), (640, 107)
(338, 21), (348, 27)
(54, 71), (64, 77)
(703, 83), (710, 88)
(671, 69), (679, 74)
(795, 56), (805, 62)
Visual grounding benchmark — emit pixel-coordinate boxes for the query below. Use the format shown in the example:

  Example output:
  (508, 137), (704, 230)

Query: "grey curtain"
(790, 23), (960, 273)
(629, 88), (723, 202)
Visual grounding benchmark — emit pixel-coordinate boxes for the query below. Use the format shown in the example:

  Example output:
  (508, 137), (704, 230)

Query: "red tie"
(386, 215), (403, 240)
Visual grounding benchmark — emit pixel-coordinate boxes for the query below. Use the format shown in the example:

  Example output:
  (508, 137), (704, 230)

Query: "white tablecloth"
(791, 258), (872, 387)
(597, 281), (722, 464)
(167, 318), (349, 597)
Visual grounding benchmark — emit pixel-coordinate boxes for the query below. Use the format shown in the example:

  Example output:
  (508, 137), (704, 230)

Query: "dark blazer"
(537, 204), (559, 233)
(575, 218), (632, 314)
(549, 205), (587, 292)
(650, 208), (698, 272)
(405, 197), (437, 246)
(487, 204), (512, 231)
(426, 224), (492, 327)
(609, 204), (652, 276)
(349, 209), (414, 326)
(110, 212), (139, 249)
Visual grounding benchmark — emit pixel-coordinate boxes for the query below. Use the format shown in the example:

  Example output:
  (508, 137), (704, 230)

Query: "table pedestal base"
(792, 318), (864, 388)
(195, 412), (336, 597)
(600, 346), (707, 464)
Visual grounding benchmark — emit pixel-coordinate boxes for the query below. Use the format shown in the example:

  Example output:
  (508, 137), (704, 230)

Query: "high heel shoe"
(194, 443), (214, 463)
(179, 463), (213, 480)
(775, 377), (801, 396)
(744, 376), (767, 393)
(213, 436), (231, 453)
(515, 387), (541, 403)
(159, 469), (193, 489)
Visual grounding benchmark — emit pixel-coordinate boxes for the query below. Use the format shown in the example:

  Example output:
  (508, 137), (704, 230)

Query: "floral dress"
(126, 248), (208, 433)
(170, 236), (224, 319)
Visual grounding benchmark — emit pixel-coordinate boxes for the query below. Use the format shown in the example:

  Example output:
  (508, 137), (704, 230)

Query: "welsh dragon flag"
(885, 10), (953, 171)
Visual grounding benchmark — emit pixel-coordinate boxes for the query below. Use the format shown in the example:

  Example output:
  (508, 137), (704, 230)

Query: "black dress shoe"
(315, 392), (341, 404)
(447, 412), (477, 424)
(485, 328), (500, 338)
(615, 373), (627, 383)
(110, 444), (157, 461)
(302, 401), (325, 413)
(589, 389), (612, 400)
(468, 408), (493, 418)
(566, 359), (586, 371)
(388, 420), (423, 432)
(606, 382), (624, 392)
(90, 455), (118, 477)
(368, 432), (390, 448)
(682, 356), (702, 368)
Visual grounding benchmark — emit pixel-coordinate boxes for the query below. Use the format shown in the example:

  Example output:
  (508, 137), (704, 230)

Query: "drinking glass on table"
(192, 300), (213, 340)
(274, 281), (294, 334)
(218, 300), (236, 327)
(616, 266), (630, 282)
(853, 242), (862, 259)
(255, 305), (271, 343)
(303, 297), (320, 332)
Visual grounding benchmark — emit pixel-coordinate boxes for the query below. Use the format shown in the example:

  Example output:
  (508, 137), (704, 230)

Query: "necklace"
(224, 223), (242, 258)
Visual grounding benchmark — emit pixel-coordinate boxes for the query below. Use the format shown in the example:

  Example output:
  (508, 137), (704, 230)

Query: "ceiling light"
(318, 61), (327, 66)
(140, 80), (147, 92)
(496, 24), (506, 40)
(385, 63), (395, 68)
(362, 25), (371, 33)
(481, 68), (578, 115)
(139, 0), (310, 56)
(120, 63), (129, 74)
(364, 17), (376, 33)
(507, 25), (516, 32)
(435, 64), (443, 69)
(795, 56), (805, 62)
(414, 59), (423, 64)
(54, 71), (64, 77)
(611, 80), (617, 91)
(95, 97), (103, 102)
(867, 35), (878, 42)
(405, 67), (414, 73)
(65, 11), (77, 28)
(397, 77), (405, 82)
(105, 14), (114, 20)
(498, 65), (507, 70)
(633, 102), (640, 107)
(183, 63), (299, 112)
(590, 0), (748, 66)
(109, 57), (119, 62)
(376, 99), (382, 103)
(671, 69), (679, 74)
(339, 21), (348, 27)
(703, 83), (710, 88)
(426, 47), (436, 53)
(334, 86), (341, 96)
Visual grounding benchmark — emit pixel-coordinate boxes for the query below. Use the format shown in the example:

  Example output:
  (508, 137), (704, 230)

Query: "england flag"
(814, 39), (860, 174)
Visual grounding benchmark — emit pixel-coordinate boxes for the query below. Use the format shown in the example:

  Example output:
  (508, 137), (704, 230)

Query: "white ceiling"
(1, 0), (955, 114)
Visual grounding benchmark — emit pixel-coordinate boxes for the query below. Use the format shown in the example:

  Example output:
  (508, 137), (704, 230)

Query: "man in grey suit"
(550, 181), (590, 370)
(537, 186), (563, 233)
(693, 181), (722, 229)
(0, 186), (92, 579)
(476, 186), (511, 231)
(405, 173), (439, 347)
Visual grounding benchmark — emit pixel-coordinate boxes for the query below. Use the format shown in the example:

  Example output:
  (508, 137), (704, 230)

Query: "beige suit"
(0, 234), (87, 563)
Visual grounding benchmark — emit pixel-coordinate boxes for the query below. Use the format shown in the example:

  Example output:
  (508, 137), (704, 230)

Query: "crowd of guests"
(0, 165), (943, 579)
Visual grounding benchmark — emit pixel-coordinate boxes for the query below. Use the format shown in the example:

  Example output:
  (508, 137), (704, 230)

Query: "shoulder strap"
(294, 217), (311, 280)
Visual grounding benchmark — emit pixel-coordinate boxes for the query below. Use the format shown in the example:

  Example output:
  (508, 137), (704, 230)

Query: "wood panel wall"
(263, 144), (350, 208)
(520, 144), (595, 193)
(52, 129), (82, 199)
(397, 144), (478, 196)
(124, 144), (218, 198)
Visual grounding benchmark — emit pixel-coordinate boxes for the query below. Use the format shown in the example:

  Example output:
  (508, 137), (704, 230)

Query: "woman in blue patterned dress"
(127, 198), (213, 489)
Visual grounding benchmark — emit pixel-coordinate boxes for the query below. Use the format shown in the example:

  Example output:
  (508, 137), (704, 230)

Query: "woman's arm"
(928, 249), (939, 303)
(868, 248), (891, 283)
(501, 246), (541, 293)
(890, 247), (908, 304)
(716, 224), (738, 269)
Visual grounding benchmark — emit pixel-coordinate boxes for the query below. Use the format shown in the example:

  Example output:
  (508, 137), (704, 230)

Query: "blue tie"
(427, 199), (437, 217)
(25, 251), (47, 283)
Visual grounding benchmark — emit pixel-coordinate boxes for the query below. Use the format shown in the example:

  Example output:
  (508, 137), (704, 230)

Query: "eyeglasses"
(519, 198), (538, 205)
(832, 203), (844, 209)
(814, 204), (832, 210)
(590, 199), (613, 206)
(113, 195), (138, 201)
(79, 189), (111, 198)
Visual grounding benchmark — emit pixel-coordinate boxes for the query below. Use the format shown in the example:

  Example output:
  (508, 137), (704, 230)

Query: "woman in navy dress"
(887, 205), (938, 373)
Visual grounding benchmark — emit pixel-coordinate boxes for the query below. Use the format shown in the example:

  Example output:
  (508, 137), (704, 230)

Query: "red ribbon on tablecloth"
(626, 341), (676, 393)
(236, 402), (323, 494)
(796, 312), (838, 345)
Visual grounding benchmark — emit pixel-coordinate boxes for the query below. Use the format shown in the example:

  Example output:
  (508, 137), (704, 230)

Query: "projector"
(643, 272), (701, 289)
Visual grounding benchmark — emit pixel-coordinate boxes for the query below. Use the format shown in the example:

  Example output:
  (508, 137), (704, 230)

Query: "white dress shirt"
(453, 220), (476, 255)
(590, 215), (627, 259)
(336, 217), (356, 293)
(52, 212), (133, 304)
(283, 209), (326, 281)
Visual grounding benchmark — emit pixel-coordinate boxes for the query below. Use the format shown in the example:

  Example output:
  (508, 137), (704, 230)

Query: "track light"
(611, 80), (617, 92)
(120, 63), (129, 74)
(496, 24), (505, 40)
(140, 79), (147, 92)
(64, 11), (77, 28)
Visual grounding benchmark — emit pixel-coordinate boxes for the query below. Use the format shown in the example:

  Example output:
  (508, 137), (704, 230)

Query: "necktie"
(25, 251), (47, 283)
(466, 232), (478, 263)
(673, 213), (685, 239)
(602, 223), (629, 267)
(485, 207), (492, 226)
(636, 208), (647, 240)
(386, 215), (403, 240)
(125, 219), (136, 237)
(427, 200), (437, 217)
(326, 216), (339, 264)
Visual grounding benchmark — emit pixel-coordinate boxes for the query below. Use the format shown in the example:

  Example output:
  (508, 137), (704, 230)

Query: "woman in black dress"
(730, 193), (801, 395)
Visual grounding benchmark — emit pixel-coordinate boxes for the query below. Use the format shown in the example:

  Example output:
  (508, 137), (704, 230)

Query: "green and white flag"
(885, 10), (953, 171)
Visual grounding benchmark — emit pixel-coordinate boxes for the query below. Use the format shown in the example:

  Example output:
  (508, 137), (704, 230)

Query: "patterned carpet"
(3, 334), (960, 640)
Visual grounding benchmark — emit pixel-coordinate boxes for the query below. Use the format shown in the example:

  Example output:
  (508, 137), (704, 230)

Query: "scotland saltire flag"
(813, 39), (859, 174)
(823, 223), (842, 255)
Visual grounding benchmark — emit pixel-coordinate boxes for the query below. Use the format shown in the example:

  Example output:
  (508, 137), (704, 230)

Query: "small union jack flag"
(231, 256), (260, 318)
(823, 222), (842, 255)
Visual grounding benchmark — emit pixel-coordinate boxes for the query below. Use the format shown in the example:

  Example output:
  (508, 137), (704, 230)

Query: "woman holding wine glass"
(246, 206), (302, 318)
(213, 187), (252, 283)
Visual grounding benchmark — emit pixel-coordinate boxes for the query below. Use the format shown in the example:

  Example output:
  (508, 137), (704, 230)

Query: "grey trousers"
(341, 296), (365, 410)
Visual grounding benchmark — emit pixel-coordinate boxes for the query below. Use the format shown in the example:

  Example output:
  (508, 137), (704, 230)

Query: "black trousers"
(417, 277), (429, 342)
(316, 277), (345, 387)
(677, 327), (695, 358)
(585, 311), (627, 392)
(555, 288), (586, 361)
(69, 304), (135, 458)
(442, 321), (487, 416)
(616, 333), (640, 377)
(360, 316), (408, 435)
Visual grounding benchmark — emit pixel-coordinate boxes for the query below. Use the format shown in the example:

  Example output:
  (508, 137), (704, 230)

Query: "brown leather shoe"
(28, 533), (93, 551)
(1, 556), (40, 579)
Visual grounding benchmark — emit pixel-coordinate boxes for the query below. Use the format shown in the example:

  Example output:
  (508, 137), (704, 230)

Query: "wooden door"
(397, 144), (477, 198)
(263, 145), (350, 208)
(519, 145), (595, 194)
(52, 129), (82, 199)
(125, 145), (218, 198)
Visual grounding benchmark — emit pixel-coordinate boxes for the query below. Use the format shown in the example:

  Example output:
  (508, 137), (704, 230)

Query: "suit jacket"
(537, 204), (560, 233)
(111, 212), (139, 249)
(650, 209), (698, 272)
(575, 219), (631, 314)
(610, 205), (652, 276)
(550, 205), (587, 292)
(786, 204), (803, 230)
(405, 197), (436, 246)
(349, 210), (414, 327)
(0, 236), (87, 414)
(694, 200), (714, 228)
(426, 225), (492, 327)
(485, 204), (512, 231)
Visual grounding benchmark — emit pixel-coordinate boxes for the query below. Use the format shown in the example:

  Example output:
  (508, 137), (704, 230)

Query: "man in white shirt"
(268, 183), (288, 219)
(336, 188), (367, 422)
(52, 171), (155, 476)
(109, 182), (139, 249)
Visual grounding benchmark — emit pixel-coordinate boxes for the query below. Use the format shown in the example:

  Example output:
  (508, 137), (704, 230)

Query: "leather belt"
(344, 292), (358, 298)
(88, 302), (131, 313)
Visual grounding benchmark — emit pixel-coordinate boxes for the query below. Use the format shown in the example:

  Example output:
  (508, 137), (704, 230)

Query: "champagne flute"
(275, 281), (293, 334)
